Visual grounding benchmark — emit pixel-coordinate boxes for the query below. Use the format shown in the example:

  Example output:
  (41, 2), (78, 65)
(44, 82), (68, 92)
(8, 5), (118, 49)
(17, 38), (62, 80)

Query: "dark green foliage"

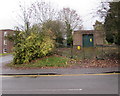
(106, 33), (114, 43)
(67, 37), (73, 47)
(65, 21), (73, 46)
(104, 2), (120, 45)
(42, 20), (65, 47)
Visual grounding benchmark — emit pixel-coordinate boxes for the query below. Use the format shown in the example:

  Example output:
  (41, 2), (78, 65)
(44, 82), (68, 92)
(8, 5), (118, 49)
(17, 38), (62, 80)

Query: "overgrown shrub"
(13, 27), (55, 64)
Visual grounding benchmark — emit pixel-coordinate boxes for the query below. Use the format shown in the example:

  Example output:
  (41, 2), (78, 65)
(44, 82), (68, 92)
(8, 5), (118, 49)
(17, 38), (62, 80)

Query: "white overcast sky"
(0, 0), (107, 30)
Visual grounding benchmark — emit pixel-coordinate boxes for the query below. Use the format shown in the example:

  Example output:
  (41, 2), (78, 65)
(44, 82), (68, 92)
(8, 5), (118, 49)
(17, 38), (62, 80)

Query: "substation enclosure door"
(82, 34), (94, 47)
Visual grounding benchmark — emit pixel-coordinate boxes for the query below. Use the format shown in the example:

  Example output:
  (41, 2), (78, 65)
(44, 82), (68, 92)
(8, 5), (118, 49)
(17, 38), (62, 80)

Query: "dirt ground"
(68, 58), (119, 68)
(56, 47), (120, 68)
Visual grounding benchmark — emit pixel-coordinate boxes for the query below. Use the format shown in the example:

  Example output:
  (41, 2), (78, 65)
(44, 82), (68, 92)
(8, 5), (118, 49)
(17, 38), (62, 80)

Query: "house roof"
(0, 29), (15, 33)
(74, 30), (102, 34)
(74, 30), (95, 34)
(0, 29), (14, 31)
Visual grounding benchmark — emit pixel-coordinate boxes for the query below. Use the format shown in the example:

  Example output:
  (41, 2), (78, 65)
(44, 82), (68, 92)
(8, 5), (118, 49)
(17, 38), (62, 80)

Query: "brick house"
(0, 29), (14, 53)
(73, 30), (104, 48)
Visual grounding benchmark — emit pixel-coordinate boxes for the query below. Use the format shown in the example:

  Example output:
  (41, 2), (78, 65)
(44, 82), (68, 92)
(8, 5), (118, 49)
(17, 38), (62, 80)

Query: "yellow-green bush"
(13, 27), (55, 64)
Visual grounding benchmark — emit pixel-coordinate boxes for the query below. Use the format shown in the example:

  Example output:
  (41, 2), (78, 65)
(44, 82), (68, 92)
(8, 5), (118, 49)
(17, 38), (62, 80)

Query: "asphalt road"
(0, 55), (13, 95)
(2, 74), (119, 94)
(0, 55), (13, 66)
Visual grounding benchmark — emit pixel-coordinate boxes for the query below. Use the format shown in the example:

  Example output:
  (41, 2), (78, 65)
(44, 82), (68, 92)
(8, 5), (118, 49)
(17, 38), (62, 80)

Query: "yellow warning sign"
(90, 38), (92, 42)
(77, 46), (81, 50)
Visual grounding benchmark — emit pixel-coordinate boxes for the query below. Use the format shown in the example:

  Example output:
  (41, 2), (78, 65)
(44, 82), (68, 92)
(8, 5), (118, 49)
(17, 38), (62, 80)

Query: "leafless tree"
(30, 1), (57, 24)
(92, 1), (110, 22)
(97, 2), (110, 19)
(58, 7), (83, 46)
(59, 8), (83, 31)
(15, 3), (33, 32)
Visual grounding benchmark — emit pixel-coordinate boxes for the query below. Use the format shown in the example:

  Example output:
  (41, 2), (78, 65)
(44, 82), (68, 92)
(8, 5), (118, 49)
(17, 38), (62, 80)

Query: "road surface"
(0, 55), (13, 64)
(0, 55), (13, 69)
(0, 55), (13, 95)
(2, 74), (119, 94)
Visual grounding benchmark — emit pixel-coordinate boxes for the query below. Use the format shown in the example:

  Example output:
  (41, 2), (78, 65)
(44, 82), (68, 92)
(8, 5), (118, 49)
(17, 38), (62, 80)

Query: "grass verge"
(6, 55), (71, 69)
(0, 53), (12, 56)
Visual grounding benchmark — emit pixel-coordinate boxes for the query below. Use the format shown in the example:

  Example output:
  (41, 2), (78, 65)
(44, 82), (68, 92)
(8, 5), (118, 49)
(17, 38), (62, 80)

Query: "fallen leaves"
(69, 58), (119, 68)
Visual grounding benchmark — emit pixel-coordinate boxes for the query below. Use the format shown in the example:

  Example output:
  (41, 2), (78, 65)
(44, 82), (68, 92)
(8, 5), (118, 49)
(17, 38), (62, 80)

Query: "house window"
(4, 40), (7, 45)
(4, 32), (7, 36)
(3, 49), (7, 53)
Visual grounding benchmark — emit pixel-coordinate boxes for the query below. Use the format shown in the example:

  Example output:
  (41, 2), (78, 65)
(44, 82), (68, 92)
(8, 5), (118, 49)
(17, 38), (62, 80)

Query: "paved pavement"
(0, 55), (13, 64)
(2, 67), (120, 75)
(0, 55), (119, 75)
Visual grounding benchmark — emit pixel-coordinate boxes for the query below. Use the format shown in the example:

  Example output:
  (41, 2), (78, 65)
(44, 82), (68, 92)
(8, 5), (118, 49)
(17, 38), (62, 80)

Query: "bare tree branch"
(59, 8), (83, 30)
(30, 1), (57, 24)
